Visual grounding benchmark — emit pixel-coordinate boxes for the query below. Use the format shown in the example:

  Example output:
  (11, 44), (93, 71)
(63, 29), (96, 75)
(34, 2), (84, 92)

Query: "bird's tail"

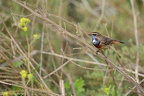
(112, 40), (124, 44)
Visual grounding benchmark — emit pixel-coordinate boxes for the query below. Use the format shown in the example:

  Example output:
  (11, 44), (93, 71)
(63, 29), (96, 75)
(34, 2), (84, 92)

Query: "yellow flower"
(19, 23), (25, 28)
(104, 87), (109, 95)
(19, 17), (30, 32)
(22, 26), (28, 32)
(26, 18), (30, 23)
(33, 34), (40, 40)
(23, 58), (26, 61)
(28, 73), (35, 81)
(20, 18), (30, 24)
(20, 70), (27, 79)
(3, 92), (8, 96)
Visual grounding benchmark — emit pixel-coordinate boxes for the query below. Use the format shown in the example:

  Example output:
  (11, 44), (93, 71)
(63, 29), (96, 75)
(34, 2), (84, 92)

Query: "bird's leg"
(96, 49), (100, 54)
(96, 49), (107, 58)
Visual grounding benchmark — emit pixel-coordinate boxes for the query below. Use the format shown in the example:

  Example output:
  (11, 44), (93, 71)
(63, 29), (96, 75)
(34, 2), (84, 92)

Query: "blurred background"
(0, 0), (144, 96)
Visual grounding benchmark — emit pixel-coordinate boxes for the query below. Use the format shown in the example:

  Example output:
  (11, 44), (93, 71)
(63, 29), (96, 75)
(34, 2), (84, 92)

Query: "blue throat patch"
(92, 36), (100, 46)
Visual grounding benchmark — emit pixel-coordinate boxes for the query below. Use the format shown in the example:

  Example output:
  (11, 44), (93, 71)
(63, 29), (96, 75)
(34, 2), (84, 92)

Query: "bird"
(89, 32), (124, 49)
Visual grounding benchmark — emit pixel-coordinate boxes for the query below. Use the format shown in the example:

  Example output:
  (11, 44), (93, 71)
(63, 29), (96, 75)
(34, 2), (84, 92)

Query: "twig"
(66, 73), (76, 96)
(82, 0), (99, 17)
(40, 31), (44, 75)
(130, 0), (140, 95)
(59, 79), (65, 96)
(105, 60), (117, 96)
(95, 0), (105, 30)
(0, 80), (61, 95)
(58, 0), (63, 26)
(124, 79), (144, 96)
(44, 60), (70, 78)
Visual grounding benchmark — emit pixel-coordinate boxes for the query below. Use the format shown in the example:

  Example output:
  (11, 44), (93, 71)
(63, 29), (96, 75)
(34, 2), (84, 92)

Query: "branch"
(130, 0), (140, 85)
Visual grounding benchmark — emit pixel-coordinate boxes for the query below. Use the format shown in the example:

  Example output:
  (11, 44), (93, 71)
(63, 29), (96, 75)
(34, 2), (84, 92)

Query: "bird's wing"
(97, 35), (113, 45)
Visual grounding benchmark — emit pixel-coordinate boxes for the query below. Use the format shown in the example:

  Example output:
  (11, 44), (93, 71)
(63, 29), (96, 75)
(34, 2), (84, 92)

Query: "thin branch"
(45, 60), (70, 77)
(82, 0), (99, 17)
(124, 79), (144, 96)
(105, 60), (117, 96)
(0, 81), (61, 95)
(59, 79), (65, 96)
(95, 0), (105, 30)
(66, 73), (76, 96)
(58, 0), (63, 26)
(130, 1), (140, 94)
(130, 0), (140, 81)
(39, 31), (44, 75)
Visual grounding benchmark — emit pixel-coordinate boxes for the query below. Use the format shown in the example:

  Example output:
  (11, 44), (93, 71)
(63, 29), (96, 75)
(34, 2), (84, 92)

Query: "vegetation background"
(0, 0), (144, 96)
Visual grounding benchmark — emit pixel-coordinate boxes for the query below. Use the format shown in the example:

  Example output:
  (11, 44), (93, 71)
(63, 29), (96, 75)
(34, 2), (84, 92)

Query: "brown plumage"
(89, 32), (124, 49)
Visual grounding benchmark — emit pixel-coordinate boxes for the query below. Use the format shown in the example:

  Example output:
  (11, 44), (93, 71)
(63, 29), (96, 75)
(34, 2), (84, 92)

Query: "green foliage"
(13, 60), (23, 67)
(74, 78), (85, 93)
(64, 78), (85, 96)
(86, 70), (104, 79)
(121, 40), (144, 65)
(32, 64), (41, 73)
(11, 86), (22, 90)
(104, 85), (121, 96)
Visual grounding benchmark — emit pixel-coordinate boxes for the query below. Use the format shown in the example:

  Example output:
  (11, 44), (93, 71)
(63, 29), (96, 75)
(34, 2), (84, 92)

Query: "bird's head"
(91, 35), (100, 46)
(88, 32), (101, 36)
